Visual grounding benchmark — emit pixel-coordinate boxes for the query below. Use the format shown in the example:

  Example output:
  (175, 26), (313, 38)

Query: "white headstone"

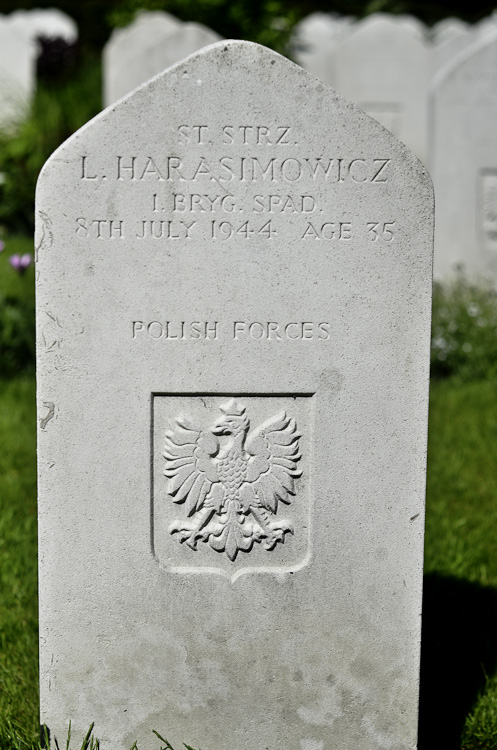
(10, 8), (78, 45)
(431, 18), (474, 72)
(0, 18), (35, 129)
(431, 31), (497, 280)
(104, 18), (221, 107)
(103, 11), (183, 106)
(475, 11), (497, 39)
(36, 40), (433, 750)
(432, 17), (469, 45)
(291, 13), (352, 85)
(334, 14), (430, 163)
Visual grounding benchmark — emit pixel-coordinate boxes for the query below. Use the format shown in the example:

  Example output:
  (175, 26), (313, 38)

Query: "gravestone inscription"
(36, 40), (433, 750)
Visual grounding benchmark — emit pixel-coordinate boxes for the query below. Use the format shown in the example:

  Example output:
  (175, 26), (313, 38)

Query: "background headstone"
(103, 10), (182, 106)
(431, 31), (497, 280)
(431, 18), (474, 72)
(0, 9), (77, 130)
(103, 13), (221, 107)
(474, 11), (497, 39)
(10, 8), (78, 45)
(334, 14), (430, 163)
(37, 39), (433, 750)
(0, 18), (35, 130)
(291, 12), (352, 85)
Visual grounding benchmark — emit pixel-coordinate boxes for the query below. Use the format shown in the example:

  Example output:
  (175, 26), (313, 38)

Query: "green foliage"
(0, 239), (35, 377)
(0, 294), (35, 377)
(431, 274), (497, 383)
(107, 0), (300, 55)
(0, 54), (101, 236)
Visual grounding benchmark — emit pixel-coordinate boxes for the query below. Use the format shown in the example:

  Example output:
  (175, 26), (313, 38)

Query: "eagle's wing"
(163, 416), (222, 516)
(242, 411), (302, 513)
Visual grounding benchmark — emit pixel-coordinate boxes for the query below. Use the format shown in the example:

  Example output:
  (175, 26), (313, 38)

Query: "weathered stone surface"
(334, 14), (430, 163)
(103, 14), (220, 106)
(36, 40), (433, 750)
(431, 31), (497, 279)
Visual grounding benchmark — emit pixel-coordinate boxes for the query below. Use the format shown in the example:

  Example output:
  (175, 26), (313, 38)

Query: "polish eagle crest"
(163, 399), (302, 561)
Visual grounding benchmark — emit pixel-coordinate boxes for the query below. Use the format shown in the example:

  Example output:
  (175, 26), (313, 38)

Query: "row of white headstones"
(1, 9), (497, 281)
(292, 13), (497, 281)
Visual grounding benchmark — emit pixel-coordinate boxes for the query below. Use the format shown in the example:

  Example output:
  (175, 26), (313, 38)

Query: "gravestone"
(104, 18), (221, 107)
(103, 10), (182, 106)
(104, 17), (221, 106)
(0, 17), (35, 129)
(291, 13), (352, 85)
(36, 40), (433, 750)
(431, 18), (474, 73)
(103, 11), (221, 107)
(431, 31), (497, 279)
(334, 14), (430, 163)
(475, 11), (497, 39)
(10, 8), (78, 45)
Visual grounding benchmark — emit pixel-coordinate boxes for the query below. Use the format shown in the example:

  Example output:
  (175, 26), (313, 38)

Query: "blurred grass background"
(1, 0), (497, 747)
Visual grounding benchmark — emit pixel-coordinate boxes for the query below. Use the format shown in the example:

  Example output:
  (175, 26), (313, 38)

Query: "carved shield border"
(151, 393), (314, 581)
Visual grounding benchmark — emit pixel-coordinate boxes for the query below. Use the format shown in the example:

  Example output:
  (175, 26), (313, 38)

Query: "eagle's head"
(212, 399), (249, 436)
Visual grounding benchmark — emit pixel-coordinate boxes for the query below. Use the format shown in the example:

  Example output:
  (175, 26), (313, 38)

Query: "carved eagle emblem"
(163, 399), (302, 561)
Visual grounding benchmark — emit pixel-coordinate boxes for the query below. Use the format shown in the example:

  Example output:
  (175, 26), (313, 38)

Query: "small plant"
(431, 272), (497, 382)
(32, 726), (198, 750)
(9, 253), (32, 275)
(151, 732), (198, 750)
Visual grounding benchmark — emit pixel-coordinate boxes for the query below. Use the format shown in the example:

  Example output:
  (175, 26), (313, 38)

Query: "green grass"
(0, 376), (38, 748)
(420, 378), (497, 750)
(463, 673), (497, 750)
(425, 379), (497, 585)
(1, 372), (497, 748)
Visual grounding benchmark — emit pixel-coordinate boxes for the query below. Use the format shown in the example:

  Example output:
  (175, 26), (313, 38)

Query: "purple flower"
(9, 253), (32, 275)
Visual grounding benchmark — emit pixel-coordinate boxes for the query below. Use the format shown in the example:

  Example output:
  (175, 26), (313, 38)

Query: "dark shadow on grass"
(418, 573), (497, 750)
